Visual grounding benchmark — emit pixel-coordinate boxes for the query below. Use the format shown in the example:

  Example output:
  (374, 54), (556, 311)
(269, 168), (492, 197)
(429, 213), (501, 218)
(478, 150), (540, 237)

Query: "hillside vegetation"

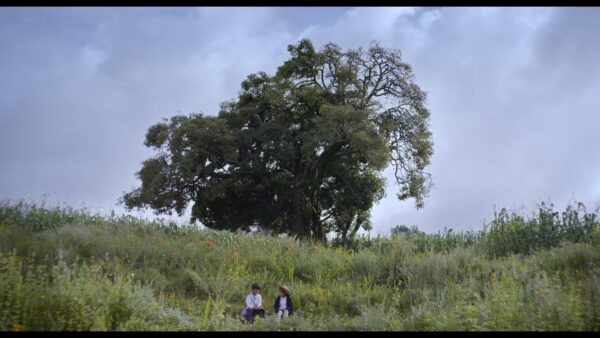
(1, 200), (599, 331)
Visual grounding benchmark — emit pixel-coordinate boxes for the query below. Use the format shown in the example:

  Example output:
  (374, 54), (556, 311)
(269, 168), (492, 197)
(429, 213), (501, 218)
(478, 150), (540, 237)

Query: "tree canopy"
(122, 39), (433, 242)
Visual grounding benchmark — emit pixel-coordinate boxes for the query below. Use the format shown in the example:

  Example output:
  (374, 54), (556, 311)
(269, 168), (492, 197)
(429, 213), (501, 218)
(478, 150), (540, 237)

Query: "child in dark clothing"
(273, 285), (293, 320)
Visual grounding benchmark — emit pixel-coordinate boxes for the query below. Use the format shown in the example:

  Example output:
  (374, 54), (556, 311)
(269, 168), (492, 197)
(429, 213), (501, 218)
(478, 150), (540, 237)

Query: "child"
(273, 285), (293, 320)
(242, 283), (264, 322)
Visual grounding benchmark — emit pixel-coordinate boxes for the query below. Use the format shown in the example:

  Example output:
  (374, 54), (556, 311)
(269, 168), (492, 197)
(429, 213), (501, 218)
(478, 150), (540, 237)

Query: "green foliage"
(1, 201), (599, 331)
(0, 251), (195, 331)
(123, 39), (433, 242)
(483, 202), (600, 258)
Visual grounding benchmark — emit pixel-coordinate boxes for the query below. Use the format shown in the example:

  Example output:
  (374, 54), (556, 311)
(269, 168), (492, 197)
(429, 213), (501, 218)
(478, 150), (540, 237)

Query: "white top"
(279, 296), (287, 310)
(246, 293), (262, 309)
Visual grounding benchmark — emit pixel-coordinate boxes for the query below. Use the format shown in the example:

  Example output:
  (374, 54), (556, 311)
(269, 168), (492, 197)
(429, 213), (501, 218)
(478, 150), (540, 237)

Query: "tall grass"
(1, 200), (599, 331)
(482, 202), (600, 257)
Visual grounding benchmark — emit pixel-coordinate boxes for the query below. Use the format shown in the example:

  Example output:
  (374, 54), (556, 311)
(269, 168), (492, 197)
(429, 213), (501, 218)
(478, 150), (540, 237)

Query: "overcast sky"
(1, 7), (599, 234)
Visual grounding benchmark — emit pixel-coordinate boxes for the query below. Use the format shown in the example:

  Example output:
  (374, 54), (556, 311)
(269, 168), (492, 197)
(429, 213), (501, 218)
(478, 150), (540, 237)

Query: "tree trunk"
(306, 141), (345, 242)
(340, 218), (352, 245)
(349, 218), (362, 240)
(311, 206), (325, 242)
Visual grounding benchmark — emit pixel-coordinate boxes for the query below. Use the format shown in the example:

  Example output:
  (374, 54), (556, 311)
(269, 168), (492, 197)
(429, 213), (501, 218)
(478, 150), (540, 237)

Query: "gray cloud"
(1, 7), (598, 233)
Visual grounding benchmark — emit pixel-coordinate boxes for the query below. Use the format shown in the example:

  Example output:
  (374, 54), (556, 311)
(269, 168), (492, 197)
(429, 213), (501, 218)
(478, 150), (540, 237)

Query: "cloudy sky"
(1, 7), (599, 234)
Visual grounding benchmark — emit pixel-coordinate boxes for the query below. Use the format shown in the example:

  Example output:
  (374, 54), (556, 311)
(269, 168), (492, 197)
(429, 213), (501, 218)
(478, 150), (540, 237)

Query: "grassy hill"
(1, 200), (599, 331)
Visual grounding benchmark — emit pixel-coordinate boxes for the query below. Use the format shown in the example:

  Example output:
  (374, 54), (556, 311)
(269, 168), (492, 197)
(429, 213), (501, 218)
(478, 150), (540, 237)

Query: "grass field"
(1, 200), (599, 331)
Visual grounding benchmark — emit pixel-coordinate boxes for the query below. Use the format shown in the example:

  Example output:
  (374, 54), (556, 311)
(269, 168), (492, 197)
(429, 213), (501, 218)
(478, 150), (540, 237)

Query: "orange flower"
(231, 251), (239, 258)
(204, 239), (215, 247)
(287, 247), (294, 253)
(346, 249), (353, 254)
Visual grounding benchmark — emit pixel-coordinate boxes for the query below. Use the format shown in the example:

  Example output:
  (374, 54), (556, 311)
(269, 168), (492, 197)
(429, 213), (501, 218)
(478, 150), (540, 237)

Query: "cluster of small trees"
(390, 224), (424, 237)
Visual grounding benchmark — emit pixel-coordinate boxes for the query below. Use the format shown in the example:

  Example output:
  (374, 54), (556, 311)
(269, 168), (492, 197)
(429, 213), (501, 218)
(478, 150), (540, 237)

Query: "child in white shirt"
(242, 283), (264, 322)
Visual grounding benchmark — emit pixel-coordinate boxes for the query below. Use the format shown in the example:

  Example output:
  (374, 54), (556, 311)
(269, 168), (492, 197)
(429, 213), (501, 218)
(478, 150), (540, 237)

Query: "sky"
(1, 7), (599, 235)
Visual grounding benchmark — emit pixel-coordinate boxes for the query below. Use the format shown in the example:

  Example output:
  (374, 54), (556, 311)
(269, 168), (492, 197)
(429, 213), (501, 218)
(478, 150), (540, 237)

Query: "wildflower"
(287, 247), (294, 253)
(231, 251), (239, 258)
(12, 323), (22, 332)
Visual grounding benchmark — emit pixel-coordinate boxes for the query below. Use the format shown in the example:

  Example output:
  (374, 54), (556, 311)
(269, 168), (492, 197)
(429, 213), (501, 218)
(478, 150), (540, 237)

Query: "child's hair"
(279, 285), (290, 296)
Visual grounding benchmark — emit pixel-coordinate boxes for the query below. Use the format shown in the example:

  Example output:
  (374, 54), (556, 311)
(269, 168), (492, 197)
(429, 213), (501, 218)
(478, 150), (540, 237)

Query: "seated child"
(273, 285), (293, 320)
(241, 283), (264, 322)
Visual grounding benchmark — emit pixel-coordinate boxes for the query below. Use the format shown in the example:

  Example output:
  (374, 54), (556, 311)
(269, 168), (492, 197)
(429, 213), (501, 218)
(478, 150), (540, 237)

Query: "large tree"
(122, 39), (433, 242)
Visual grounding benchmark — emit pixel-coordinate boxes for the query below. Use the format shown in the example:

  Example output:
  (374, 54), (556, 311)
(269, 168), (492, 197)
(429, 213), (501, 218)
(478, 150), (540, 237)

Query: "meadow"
(1, 200), (599, 331)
